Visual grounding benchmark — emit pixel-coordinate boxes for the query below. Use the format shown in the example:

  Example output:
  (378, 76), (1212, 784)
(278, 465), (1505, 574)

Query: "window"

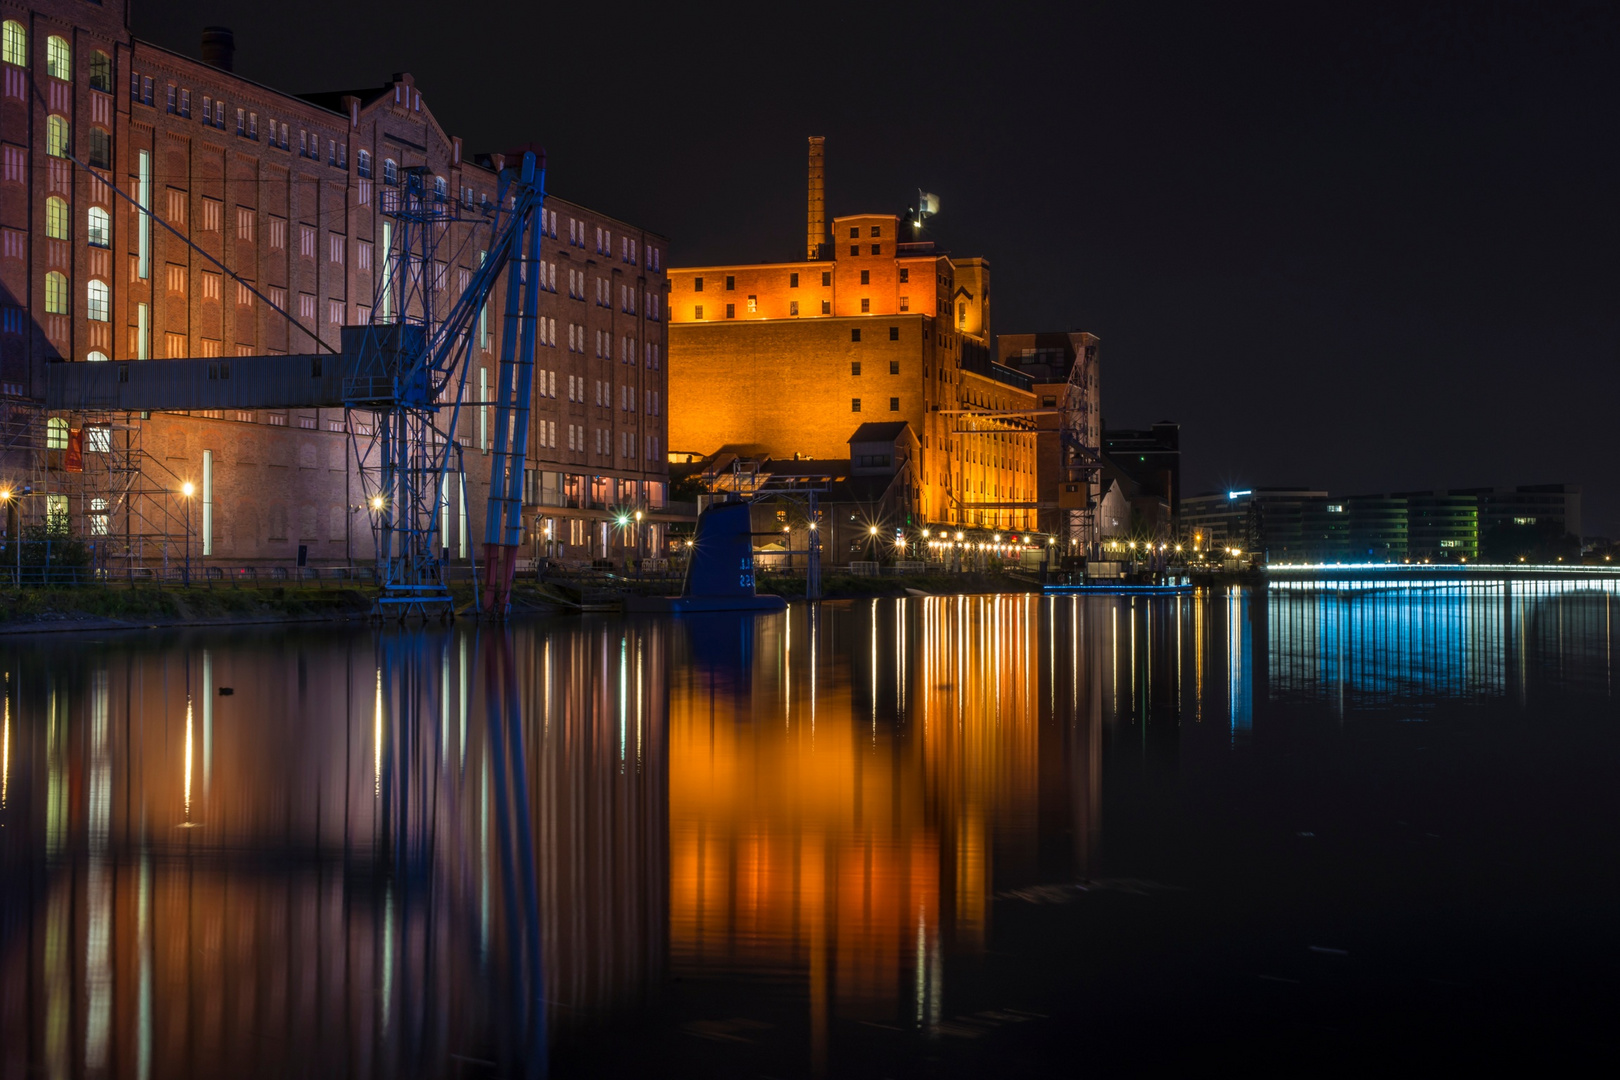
(871, 245), (881, 255)
(47, 417), (68, 450)
(959, 301), (966, 323)
(268, 217), (285, 250)
(851, 361), (861, 376)
(384, 158), (398, 185)
(725, 303), (735, 319)
(790, 300), (799, 316)
(165, 264), (186, 294)
(357, 149), (371, 178)
(851, 328), (861, 342)
(889, 397), (900, 411)
(725, 275), (735, 290)
(694, 304), (703, 319)
(859, 270), (870, 285)
(694, 276), (703, 291)
(889, 326), (899, 341)
(200, 198), (220, 232)
(89, 50), (111, 92)
(330, 234), (344, 264)
(1, 21), (24, 67)
(899, 296), (909, 312)
(44, 271), (67, 314)
(746, 295), (757, 313)
(899, 268), (909, 283)
(165, 333), (186, 359)
(890, 360), (900, 374)
(860, 298), (870, 313)
(236, 206), (255, 241)
(45, 196), (69, 239)
(45, 115), (69, 158)
(849, 226), (859, 238)
(86, 279), (109, 321)
(821, 300), (831, 314)
(852, 398), (862, 412)
(45, 35), (69, 80)
(88, 126), (110, 168)
(249, 113), (257, 139)
(236, 108), (245, 135)
(790, 272), (799, 288)
(850, 246), (859, 256)
(86, 352), (109, 365)
(87, 206), (109, 247)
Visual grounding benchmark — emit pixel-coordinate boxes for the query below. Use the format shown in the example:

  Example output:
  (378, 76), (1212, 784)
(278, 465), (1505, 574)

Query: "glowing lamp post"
(180, 481), (196, 586)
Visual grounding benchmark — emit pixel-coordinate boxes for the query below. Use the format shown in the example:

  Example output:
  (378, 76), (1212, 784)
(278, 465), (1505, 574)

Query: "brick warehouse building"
(0, 0), (670, 568)
(667, 144), (1043, 534)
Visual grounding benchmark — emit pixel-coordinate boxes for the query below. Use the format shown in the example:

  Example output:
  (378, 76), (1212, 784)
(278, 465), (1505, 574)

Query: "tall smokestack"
(807, 136), (825, 260)
(201, 26), (235, 72)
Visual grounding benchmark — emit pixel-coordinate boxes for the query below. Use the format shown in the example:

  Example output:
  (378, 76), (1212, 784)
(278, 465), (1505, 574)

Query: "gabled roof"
(847, 421), (914, 445)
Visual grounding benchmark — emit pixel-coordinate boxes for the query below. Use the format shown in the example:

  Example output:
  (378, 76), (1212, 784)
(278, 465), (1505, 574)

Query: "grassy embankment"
(0, 584), (375, 629)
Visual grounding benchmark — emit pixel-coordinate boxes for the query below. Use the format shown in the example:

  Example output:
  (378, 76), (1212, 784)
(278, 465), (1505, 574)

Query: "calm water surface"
(3, 584), (1618, 1077)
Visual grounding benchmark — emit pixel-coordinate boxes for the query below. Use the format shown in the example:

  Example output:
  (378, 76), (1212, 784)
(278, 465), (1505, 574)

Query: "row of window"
(850, 397), (903, 413)
(849, 361), (903, 376)
(1, 24), (111, 90)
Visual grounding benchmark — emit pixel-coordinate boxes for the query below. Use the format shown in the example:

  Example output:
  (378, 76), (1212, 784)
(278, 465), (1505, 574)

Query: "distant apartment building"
(668, 141), (1048, 534)
(1, 0), (668, 565)
(1184, 484), (1582, 563)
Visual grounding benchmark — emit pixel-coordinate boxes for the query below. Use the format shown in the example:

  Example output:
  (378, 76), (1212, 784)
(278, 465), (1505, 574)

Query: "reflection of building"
(668, 141), (1040, 532)
(1, 0), (670, 566)
(0, 622), (668, 1073)
(665, 597), (1060, 1036)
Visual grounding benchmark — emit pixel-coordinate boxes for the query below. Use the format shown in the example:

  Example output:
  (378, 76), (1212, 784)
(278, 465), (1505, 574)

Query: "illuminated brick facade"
(1, 0), (668, 564)
(669, 213), (1039, 531)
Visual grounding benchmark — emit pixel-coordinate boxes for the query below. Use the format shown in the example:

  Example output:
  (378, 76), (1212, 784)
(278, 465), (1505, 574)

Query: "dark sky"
(137, 1), (1620, 533)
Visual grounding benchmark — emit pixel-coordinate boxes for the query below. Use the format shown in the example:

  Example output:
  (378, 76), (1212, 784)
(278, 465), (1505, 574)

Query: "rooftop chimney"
(806, 136), (826, 261)
(201, 26), (235, 72)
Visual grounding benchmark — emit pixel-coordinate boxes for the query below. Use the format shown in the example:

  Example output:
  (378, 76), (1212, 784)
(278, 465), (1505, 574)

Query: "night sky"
(137, 1), (1620, 533)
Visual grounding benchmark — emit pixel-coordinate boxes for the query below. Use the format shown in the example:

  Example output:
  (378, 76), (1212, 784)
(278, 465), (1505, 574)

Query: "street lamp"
(180, 481), (196, 586)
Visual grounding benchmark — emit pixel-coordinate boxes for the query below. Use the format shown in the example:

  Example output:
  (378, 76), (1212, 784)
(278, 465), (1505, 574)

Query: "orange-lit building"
(668, 146), (1041, 533)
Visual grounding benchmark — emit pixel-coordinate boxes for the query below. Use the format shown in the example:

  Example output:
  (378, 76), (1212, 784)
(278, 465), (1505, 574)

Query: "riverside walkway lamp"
(181, 482), (195, 586)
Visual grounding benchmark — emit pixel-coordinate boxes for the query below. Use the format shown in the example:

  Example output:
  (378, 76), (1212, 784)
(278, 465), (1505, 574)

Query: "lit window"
(86, 351), (109, 364)
(45, 35), (69, 80)
(44, 271), (68, 314)
(694, 304), (703, 319)
(1, 21), (24, 67)
(47, 417), (68, 449)
(86, 279), (109, 321)
(45, 196), (69, 239)
(790, 300), (799, 316)
(45, 115), (69, 158)
(899, 296), (909, 312)
(746, 295), (757, 312)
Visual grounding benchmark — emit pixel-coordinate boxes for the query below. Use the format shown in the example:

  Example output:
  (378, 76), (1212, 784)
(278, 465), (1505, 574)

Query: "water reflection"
(2, 582), (1616, 1076)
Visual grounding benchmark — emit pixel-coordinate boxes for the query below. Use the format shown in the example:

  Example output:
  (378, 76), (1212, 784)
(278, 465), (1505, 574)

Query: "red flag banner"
(65, 427), (84, 472)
